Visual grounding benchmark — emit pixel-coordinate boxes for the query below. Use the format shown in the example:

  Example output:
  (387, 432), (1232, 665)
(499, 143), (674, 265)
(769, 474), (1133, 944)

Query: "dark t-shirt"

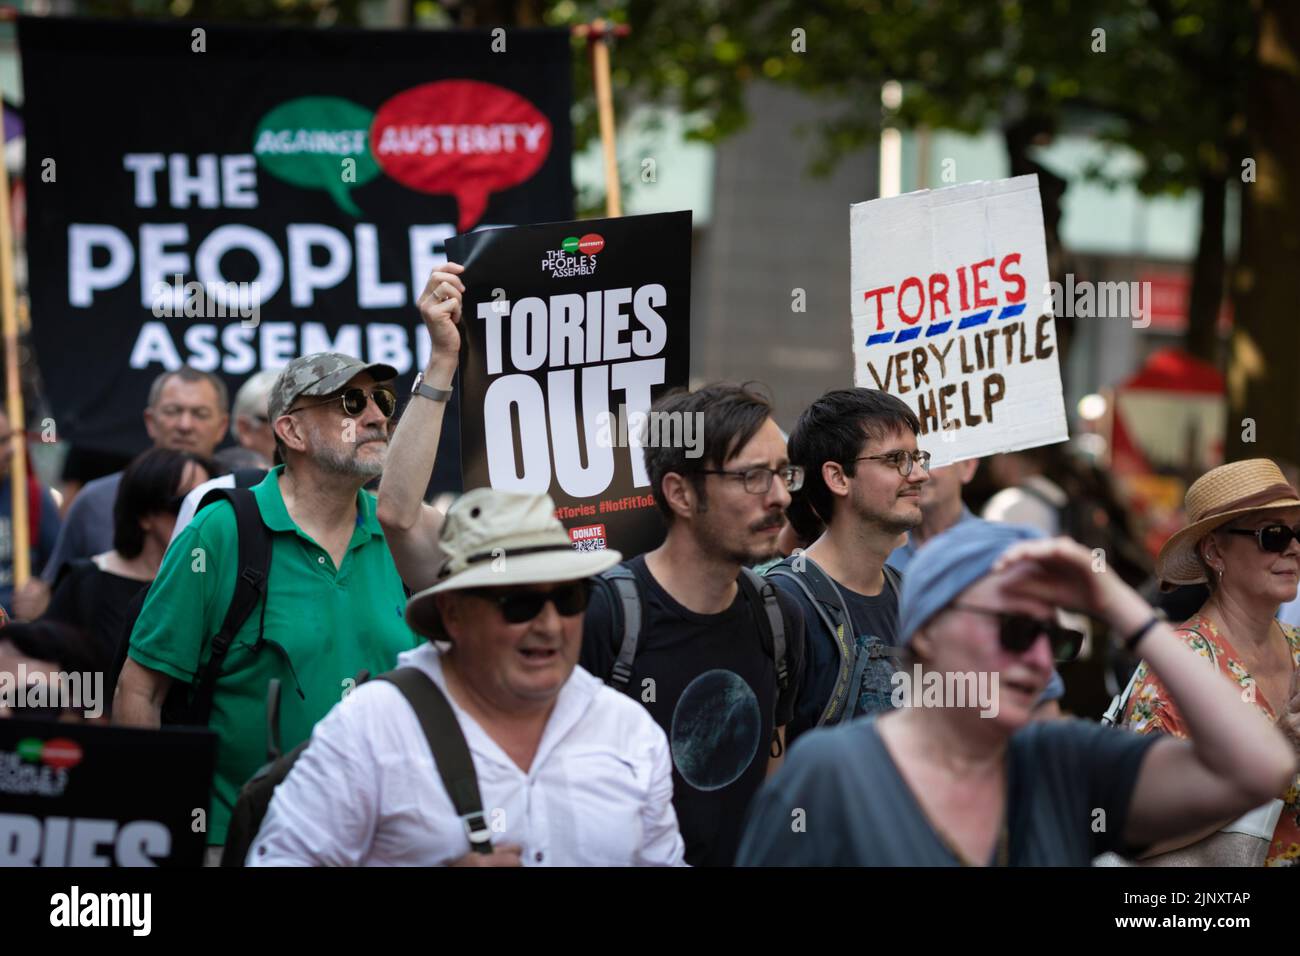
(769, 563), (899, 744)
(45, 558), (149, 658)
(580, 554), (805, 867)
(736, 715), (1160, 866)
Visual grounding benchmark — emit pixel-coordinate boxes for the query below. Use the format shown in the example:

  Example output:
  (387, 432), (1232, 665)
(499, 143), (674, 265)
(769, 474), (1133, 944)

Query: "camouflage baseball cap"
(267, 352), (400, 421)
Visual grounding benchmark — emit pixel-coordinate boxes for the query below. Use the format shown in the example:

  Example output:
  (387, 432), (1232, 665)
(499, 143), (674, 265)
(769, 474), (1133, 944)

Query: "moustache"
(751, 515), (785, 533)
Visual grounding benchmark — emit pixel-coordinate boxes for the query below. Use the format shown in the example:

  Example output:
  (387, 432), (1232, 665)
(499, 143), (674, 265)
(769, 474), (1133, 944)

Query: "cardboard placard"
(851, 175), (1067, 466)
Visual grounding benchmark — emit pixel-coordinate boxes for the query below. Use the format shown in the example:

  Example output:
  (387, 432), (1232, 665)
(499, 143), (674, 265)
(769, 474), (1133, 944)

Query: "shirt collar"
(253, 464), (384, 540)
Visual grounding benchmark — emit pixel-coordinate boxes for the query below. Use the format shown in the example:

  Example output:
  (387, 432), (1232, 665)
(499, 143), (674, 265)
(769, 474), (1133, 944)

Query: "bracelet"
(1123, 613), (1164, 653)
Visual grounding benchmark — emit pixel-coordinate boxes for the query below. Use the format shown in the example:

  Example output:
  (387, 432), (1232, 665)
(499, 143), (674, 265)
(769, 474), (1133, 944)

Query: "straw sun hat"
(405, 487), (621, 639)
(1156, 459), (1300, 586)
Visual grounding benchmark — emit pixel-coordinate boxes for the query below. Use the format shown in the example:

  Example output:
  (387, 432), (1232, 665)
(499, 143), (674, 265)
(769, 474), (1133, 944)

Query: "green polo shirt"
(128, 465), (419, 845)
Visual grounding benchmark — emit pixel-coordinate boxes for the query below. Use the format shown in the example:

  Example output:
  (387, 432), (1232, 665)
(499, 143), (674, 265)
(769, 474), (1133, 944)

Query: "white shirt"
(168, 474), (237, 547)
(981, 474), (1067, 535)
(247, 643), (686, 867)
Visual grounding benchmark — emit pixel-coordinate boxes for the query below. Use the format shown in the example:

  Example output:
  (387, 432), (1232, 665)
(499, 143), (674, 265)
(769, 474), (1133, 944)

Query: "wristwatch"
(411, 371), (453, 403)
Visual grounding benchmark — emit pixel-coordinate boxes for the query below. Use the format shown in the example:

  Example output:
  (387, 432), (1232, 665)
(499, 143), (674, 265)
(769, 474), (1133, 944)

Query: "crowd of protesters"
(0, 258), (1296, 868)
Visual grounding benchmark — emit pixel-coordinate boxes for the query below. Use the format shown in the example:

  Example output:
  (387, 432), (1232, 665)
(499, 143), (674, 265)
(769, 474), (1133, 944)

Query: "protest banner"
(19, 16), (573, 488)
(0, 719), (216, 866)
(446, 211), (692, 557)
(850, 175), (1068, 467)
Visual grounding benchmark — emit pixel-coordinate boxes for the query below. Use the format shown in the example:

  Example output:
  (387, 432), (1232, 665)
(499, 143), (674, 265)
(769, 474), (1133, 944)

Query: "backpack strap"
(600, 565), (642, 696)
(766, 557), (855, 724)
(378, 667), (493, 855)
(1102, 623), (1207, 726)
(185, 487), (273, 726)
(881, 562), (903, 600)
(738, 567), (789, 694)
(231, 467), (269, 489)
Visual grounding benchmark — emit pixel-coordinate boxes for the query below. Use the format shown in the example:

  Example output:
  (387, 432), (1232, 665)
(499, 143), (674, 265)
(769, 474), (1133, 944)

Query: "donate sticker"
(254, 96), (380, 215)
(371, 80), (553, 232)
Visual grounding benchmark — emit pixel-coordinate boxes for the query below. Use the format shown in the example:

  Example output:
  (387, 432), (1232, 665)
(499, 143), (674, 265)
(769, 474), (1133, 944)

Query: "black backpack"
(763, 556), (902, 725)
(591, 564), (791, 753)
(222, 667), (492, 866)
(108, 474), (272, 726)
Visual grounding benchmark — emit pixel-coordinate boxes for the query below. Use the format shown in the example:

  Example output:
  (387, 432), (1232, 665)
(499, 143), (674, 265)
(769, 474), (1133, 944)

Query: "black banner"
(0, 719), (216, 867)
(447, 212), (692, 558)
(20, 16), (573, 490)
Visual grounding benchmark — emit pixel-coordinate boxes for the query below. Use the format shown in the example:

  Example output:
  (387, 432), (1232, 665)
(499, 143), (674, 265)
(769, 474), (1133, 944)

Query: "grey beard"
(313, 437), (387, 479)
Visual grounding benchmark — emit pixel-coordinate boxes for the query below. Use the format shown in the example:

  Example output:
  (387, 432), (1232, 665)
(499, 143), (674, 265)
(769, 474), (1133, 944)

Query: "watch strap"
(412, 371), (453, 403)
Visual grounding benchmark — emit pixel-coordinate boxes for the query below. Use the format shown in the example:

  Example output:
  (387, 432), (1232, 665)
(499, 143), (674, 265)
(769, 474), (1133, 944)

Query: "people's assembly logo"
(542, 233), (605, 278)
(252, 80), (553, 228)
(0, 737), (83, 797)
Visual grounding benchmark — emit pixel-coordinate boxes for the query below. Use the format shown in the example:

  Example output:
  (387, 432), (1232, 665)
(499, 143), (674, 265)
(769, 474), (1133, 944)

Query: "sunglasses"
(464, 581), (592, 624)
(290, 386), (397, 420)
(1223, 523), (1300, 554)
(951, 604), (1084, 663)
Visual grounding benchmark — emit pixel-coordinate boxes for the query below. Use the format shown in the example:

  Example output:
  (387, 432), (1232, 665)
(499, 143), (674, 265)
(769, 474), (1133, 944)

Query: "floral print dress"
(1121, 614), (1300, 866)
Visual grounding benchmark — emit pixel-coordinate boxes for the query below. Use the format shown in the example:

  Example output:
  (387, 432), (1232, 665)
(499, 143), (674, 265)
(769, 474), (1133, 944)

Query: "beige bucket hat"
(405, 487), (621, 639)
(1156, 458), (1300, 586)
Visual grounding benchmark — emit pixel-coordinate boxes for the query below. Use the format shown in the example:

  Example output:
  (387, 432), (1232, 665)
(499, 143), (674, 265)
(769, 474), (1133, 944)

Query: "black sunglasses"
(1223, 523), (1300, 554)
(951, 604), (1084, 663)
(464, 581), (592, 624)
(290, 386), (397, 420)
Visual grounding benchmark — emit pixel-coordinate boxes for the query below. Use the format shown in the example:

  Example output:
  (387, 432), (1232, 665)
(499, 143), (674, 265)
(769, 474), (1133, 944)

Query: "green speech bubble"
(253, 96), (379, 216)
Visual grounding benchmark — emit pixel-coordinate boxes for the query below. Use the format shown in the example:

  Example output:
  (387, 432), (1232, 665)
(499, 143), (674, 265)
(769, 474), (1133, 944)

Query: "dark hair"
(147, 365), (228, 413)
(113, 448), (209, 558)
(788, 388), (921, 523)
(643, 382), (773, 522)
(0, 620), (109, 676)
(784, 492), (825, 547)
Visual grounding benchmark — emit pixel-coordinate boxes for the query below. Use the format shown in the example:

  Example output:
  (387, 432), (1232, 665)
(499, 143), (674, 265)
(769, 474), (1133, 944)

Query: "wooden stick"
(575, 20), (629, 218)
(0, 86), (28, 588)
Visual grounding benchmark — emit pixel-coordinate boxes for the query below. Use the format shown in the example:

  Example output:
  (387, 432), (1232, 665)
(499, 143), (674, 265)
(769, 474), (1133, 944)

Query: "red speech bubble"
(371, 80), (553, 232)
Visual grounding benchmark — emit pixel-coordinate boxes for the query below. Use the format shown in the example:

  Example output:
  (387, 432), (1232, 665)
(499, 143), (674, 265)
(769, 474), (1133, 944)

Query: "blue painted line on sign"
(896, 327), (922, 343)
(866, 332), (895, 346)
(926, 322), (953, 337)
(957, 310), (993, 330)
(998, 303), (1027, 320)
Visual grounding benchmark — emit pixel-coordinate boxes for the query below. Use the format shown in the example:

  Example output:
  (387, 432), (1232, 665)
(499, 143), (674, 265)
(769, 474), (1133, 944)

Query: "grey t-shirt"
(40, 471), (121, 584)
(736, 715), (1159, 866)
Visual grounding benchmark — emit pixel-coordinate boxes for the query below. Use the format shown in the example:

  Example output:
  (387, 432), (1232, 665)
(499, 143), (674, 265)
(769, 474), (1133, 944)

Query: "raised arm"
(993, 538), (1296, 850)
(376, 263), (465, 592)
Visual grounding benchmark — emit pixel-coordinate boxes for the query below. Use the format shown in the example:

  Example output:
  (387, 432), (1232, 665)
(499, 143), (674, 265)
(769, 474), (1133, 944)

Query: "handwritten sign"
(850, 175), (1067, 466)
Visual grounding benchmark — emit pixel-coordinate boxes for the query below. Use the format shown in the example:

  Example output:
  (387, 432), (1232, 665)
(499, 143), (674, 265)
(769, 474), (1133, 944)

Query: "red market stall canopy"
(1112, 347), (1225, 475)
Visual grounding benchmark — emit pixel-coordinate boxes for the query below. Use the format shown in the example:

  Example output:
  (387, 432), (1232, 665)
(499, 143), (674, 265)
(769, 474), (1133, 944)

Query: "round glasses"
(698, 464), (805, 495)
(855, 450), (931, 478)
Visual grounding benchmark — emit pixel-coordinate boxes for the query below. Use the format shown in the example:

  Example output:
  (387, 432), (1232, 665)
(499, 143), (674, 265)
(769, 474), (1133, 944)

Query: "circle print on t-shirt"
(670, 669), (762, 792)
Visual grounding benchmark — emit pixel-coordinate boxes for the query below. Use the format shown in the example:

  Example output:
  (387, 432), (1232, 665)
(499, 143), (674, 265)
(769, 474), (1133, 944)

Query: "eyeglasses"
(464, 581), (592, 624)
(289, 386), (397, 420)
(855, 450), (931, 478)
(950, 604), (1084, 663)
(1222, 523), (1300, 554)
(698, 464), (805, 495)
